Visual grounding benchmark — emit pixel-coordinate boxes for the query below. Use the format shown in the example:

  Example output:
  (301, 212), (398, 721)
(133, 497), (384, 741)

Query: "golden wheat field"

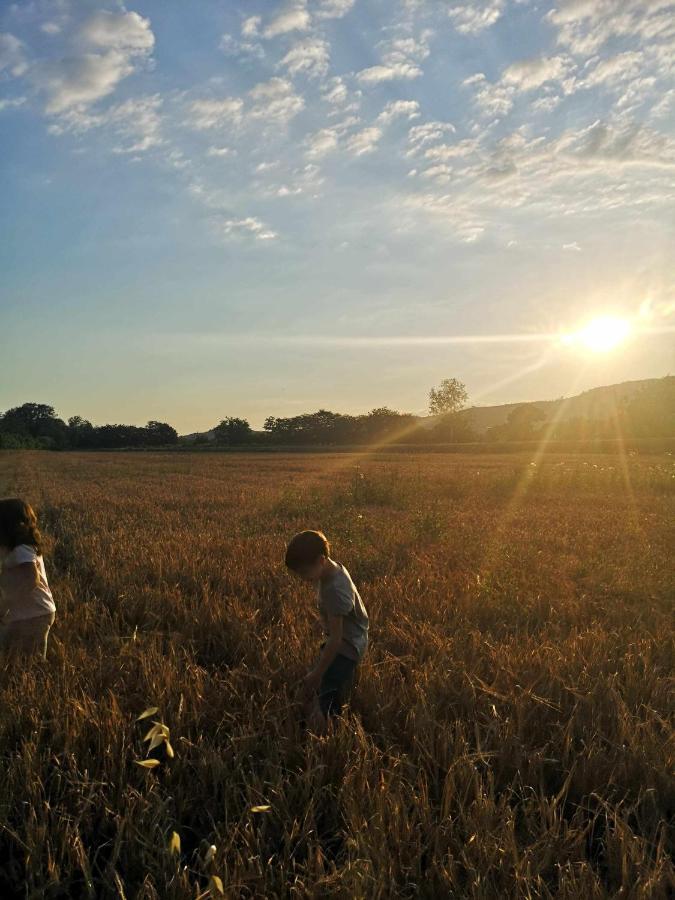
(0, 449), (673, 899)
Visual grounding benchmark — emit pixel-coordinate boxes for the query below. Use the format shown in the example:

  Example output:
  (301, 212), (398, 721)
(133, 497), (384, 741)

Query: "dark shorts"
(318, 652), (357, 717)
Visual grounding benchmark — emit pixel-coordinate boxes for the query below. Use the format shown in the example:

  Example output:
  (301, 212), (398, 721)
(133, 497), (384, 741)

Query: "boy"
(285, 530), (368, 732)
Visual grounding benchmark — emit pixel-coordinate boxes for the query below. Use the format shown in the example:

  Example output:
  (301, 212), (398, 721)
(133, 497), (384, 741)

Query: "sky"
(1, 0), (674, 433)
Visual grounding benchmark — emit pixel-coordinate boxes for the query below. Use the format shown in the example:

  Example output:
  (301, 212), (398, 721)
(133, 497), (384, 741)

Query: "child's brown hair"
(284, 530), (330, 571)
(0, 499), (43, 555)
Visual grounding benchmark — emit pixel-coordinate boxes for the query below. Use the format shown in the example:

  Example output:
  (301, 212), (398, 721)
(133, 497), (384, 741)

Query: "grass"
(0, 449), (673, 899)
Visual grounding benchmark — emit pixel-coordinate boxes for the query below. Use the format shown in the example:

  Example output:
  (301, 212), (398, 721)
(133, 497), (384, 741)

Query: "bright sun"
(563, 316), (632, 353)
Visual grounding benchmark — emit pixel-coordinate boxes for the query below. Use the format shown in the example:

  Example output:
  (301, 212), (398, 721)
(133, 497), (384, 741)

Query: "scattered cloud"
(207, 145), (236, 158)
(447, 1), (505, 35)
(314, 0), (356, 20)
(263, 2), (311, 39)
(30, 10), (154, 114)
(279, 37), (329, 78)
(190, 96), (243, 130)
(357, 34), (431, 84)
(248, 77), (305, 124)
(305, 127), (339, 158)
(216, 216), (278, 241)
(503, 56), (571, 91)
(377, 99), (420, 124)
(346, 126), (382, 156)
(0, 32), (28, 76)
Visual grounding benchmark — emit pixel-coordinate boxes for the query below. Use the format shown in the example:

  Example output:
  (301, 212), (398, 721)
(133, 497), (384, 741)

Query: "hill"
(455, 377), (671, 435)
(181, 377), (672, 441)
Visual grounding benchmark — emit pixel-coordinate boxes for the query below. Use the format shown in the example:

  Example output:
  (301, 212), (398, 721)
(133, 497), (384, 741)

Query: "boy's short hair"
(285, 530), (330, 570)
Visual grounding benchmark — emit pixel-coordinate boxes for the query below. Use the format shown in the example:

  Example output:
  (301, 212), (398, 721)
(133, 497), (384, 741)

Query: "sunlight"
(563, 316), (632, 353)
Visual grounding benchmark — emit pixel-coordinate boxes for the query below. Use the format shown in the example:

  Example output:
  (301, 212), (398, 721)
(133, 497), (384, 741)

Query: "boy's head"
(285, 530), (330, 581)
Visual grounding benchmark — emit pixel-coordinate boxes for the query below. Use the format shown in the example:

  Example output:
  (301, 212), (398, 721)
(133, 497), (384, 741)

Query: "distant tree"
(213, 417), (253, 445)
(428, 379), (468, 416)
(145, 421), (178, 446)
(67, 416), (96, 448)
(486, 405), (547, 442)
(356, 408), (419, 444)
(429, 410), (478, 443)
(1, 403), (68, 448)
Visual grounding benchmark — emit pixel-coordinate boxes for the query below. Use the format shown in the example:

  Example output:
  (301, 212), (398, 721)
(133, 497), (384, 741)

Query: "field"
(0, 449), (673, 900)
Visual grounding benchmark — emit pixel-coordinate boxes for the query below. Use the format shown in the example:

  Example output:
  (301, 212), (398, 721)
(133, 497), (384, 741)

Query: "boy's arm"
(303, 614), (344, 693)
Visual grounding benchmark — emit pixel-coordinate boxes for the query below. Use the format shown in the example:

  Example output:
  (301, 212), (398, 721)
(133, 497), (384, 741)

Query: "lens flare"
(561, 316), (631, 353)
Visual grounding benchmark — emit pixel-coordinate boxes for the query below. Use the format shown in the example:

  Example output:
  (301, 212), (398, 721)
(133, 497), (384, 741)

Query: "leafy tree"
(67, 416), (96, 448)
(213, 417), (253, 445)
(428, 379), (468, 416)
(145, 421), (179, 446)
(486, 405), (547, 442)
(0, 403), (68, 448)
(429, 411), (478, 443)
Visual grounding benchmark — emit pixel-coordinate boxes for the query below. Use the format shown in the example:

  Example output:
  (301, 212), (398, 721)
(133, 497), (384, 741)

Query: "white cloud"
(190, 96), (243, 130)
(420, 163), (452, 183)
(217, 216), (278, 241)
(279, 37), (329, 78)
(462, 73), (515, 118)
(305, 127), (339, 158)
(407, 121), (456, 154)
(263, 3), (311, 38)
(207, 146), (236, 158)
(503, 56), (571, 91)
(531, 94), (562, 114)
(357, 35), (430, 84)
(0, 96), (26, 112)
(548, 0), (675, 56)
(220, 33), (265, 60)
(35, 52), (134, 114)
(346, 126), (382, 155)
(30, 10), (154, 115)
(78, 10), (154, 53)
(447, 1), (505, 35)
(41, 22), (62, 36)
(377, 99), (420, 124)
(0, 32), (27, 77)
(314, 0), (356, 20)
(189, 79), (303, 134)
(563, 242), (581, 251)
(323, 76), (348, 106)
(241, 16), (261, 38)
(46, 93), (163, 153)
(248, 77), (305, 124)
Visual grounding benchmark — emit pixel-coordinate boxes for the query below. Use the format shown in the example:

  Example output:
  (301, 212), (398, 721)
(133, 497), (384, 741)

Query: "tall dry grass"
(0, 450), (672, 899)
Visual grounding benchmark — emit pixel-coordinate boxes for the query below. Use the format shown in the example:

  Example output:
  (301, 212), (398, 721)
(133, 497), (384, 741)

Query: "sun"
(579, 316), (631, 352)
(561, 316), (631, 353)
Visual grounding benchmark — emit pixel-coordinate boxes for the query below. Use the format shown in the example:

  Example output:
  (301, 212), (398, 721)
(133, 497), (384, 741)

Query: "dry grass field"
(0, 449), (673, 899)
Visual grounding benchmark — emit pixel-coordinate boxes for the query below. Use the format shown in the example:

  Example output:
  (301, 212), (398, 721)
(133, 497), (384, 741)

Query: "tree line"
(0, 405), (178, 450)
(1, 377), (672, 450)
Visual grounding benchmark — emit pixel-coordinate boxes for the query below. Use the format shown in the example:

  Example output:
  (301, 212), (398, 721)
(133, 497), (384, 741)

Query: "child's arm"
(302, 614), (344, 694)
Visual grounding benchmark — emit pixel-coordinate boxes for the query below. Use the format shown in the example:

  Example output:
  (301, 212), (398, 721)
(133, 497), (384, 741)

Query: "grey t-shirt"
(318, 563), (369, 662)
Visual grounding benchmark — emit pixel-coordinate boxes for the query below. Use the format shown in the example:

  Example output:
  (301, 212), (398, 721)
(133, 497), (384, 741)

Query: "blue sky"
(1, 0), (674, 432)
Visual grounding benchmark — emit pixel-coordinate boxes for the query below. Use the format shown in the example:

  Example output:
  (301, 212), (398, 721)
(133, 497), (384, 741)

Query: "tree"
(428, 379), (468, 416)
(145, 421), (178, 446)
(213, 417), (253, 445)
(486, 405), (547, 442)
(0, 403), (68, 448)
(67, 416), (96, 448)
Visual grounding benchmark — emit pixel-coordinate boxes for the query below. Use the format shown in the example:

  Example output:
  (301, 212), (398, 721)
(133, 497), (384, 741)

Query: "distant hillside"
(455, 377), (672, 435)
(181, 377), (672, 441)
